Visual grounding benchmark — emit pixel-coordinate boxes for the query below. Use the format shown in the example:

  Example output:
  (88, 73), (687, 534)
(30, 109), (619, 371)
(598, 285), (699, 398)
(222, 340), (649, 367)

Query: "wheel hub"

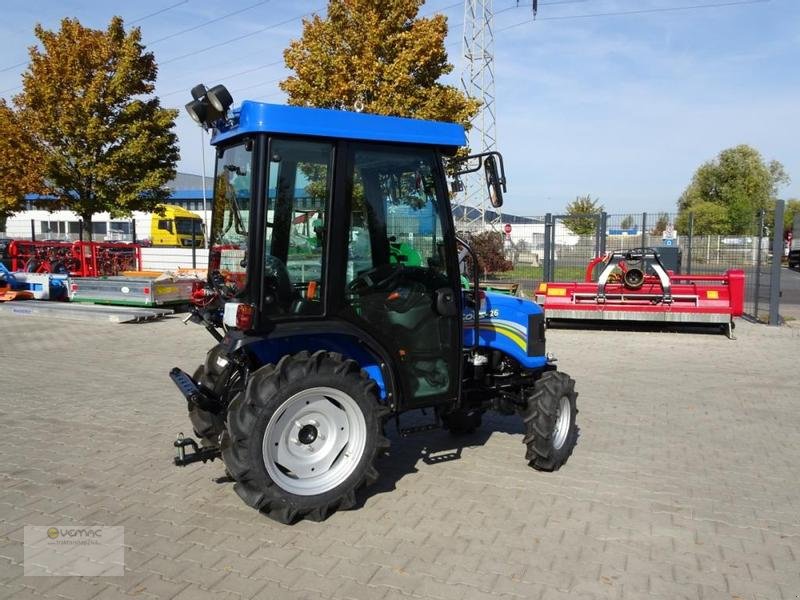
(298, 424), (318, 445)
(262, 387), (367, 496)
(553, 395), (571, 450)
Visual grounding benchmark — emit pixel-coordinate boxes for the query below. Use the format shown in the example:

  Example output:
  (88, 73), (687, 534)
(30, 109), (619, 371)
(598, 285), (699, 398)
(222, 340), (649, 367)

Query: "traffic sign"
(503, 223), (512, 234)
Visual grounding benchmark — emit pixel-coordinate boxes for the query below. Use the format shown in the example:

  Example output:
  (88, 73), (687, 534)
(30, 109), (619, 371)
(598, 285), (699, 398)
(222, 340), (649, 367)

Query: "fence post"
(543, 213), (552, 282)
(686, 213), (694, 274)
(641, 212), (647, 249)
(753, 209), (765, 320)
(599, 212), (607, 255)
(30, 219), (36, 241)
(191, 220), (197, 269)
(131, 219), (137, 244)
(769, 200), (785, 325)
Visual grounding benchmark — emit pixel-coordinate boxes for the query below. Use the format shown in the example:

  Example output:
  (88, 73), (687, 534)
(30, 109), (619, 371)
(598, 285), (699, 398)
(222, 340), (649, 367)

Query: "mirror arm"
(448, 151), (507, 187)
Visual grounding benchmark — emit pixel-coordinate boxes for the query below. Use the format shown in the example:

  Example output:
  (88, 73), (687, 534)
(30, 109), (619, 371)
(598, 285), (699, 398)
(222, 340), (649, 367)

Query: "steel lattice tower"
(457, 0), (500, 231)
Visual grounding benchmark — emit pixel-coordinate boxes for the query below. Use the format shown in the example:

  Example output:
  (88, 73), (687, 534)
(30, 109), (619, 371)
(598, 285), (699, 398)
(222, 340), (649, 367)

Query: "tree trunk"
(81, 213), (93, 242)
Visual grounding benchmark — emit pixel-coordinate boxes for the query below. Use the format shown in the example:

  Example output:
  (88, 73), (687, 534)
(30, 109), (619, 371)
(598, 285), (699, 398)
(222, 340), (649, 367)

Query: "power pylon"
(457, 0), (499, 231)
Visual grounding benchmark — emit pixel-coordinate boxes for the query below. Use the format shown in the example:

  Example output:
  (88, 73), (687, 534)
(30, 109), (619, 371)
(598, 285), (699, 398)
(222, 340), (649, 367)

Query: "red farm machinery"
(536, 248), (745, 338)
(6, 240), (141, 277)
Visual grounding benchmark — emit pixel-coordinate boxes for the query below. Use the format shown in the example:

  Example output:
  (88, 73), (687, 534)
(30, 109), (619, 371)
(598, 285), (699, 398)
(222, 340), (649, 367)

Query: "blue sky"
(0, 0), (797, 215)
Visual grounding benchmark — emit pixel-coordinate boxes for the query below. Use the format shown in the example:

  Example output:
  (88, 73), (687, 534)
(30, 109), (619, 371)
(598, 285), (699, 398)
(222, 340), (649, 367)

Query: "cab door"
(341, 144), (461, 407)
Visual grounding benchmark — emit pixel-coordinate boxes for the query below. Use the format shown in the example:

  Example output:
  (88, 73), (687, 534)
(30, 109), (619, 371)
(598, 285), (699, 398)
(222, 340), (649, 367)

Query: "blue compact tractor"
(171, 84), (579, 523)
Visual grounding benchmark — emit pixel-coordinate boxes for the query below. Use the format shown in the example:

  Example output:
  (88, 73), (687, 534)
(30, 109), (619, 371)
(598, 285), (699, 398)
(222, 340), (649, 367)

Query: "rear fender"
(218, 322), (395, 404)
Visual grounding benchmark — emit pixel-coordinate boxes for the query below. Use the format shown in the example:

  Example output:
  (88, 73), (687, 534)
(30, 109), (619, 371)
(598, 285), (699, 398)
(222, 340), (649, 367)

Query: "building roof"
(167, 172), (213, 192)
(211, 102), (467, 150)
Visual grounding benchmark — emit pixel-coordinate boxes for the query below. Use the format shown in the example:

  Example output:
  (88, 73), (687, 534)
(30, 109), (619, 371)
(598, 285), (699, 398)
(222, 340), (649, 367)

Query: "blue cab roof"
(211, 101), (467, 150)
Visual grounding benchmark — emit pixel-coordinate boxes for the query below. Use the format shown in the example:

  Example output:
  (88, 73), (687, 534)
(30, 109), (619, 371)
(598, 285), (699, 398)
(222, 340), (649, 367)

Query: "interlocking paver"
(0, 315), (798, 600)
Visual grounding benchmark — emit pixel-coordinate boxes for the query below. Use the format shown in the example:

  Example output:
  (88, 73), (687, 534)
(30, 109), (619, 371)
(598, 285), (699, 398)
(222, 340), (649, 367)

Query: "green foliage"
(9, 17), (178, 235)
(675, 201), (728, 235)
(280, 0), (480, 128)
(676, 145), (789, 235)
(466, 230), (512, 275)
(620, 215), (634, 230)
(563, 194), (603, 236)
(783, 199), (800, 235)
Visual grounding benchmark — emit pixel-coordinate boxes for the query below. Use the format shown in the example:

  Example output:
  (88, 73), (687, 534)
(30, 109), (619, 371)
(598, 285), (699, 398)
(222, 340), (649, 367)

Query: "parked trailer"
(537, 248), (745, 338)
(69, 276), (199, 307)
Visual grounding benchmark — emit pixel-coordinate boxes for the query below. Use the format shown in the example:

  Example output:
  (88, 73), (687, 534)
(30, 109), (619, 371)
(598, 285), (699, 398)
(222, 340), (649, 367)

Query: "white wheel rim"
(552, 395), (571, 451)
(262, 387), (367, 496)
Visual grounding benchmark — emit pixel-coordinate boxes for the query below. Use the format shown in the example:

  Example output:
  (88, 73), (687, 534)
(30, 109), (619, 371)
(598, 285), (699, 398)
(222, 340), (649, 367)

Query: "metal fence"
(481, 202), (787, 323)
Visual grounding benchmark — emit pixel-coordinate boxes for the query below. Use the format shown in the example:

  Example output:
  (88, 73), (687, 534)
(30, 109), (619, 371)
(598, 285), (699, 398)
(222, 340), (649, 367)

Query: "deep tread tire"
(188, 346), (239, 447)
(221, 350), (389, 524)
(519, 371), (579, 471)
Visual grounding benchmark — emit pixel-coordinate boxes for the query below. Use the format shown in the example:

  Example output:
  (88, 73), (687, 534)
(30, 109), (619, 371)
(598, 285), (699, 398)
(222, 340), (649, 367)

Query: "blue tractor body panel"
(245, 333), (388, 400)
(211, 101), (466, 150)
(463, 292), (548, 370)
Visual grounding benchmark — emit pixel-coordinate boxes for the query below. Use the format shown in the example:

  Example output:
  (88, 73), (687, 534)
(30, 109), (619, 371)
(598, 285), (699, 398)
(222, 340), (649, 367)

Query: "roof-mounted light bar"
(185, 83), (233, 130)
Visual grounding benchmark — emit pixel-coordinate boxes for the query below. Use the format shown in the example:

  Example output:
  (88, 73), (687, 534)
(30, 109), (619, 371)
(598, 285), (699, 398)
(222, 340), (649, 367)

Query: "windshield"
(174, 217), (203, 236)
(210, 141), (252, 284)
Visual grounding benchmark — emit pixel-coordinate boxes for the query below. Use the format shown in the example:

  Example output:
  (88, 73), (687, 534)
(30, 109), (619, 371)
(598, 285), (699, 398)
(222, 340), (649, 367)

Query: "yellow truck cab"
(151, 205), (205, 247)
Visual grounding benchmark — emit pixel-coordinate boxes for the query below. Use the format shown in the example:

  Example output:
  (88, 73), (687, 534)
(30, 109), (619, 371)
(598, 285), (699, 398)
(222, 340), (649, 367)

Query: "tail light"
(235, 303), (255, 330)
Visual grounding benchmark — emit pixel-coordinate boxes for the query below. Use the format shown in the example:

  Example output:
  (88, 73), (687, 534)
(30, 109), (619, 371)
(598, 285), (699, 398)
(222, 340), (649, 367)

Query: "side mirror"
(484, 155), (504, 208)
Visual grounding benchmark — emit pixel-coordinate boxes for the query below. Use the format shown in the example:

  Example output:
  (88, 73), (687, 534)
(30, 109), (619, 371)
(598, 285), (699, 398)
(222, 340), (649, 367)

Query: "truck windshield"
(211, 141), (252, 283)
(174, 217), (202, 236)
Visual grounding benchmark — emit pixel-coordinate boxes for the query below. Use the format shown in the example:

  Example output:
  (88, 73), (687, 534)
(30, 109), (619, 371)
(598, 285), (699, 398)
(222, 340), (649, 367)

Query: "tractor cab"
(197, 95), (504, 407)
(172, 85), (578, 524)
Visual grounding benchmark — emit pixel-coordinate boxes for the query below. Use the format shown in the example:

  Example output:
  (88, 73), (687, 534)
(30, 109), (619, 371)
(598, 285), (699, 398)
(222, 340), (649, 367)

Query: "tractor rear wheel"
(519, 371), (578, 471)
(188, 346), (240, 448)
(222, 351), (389, 524)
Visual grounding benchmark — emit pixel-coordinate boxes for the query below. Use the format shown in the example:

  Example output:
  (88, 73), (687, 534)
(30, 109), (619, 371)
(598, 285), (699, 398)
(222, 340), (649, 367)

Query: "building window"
(91, 222), (107, 235)
(110, 221), (131, 235)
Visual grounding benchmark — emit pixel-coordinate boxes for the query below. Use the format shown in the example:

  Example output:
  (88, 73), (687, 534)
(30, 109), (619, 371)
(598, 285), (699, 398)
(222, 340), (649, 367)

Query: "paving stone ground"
(0, 314), (798, 600)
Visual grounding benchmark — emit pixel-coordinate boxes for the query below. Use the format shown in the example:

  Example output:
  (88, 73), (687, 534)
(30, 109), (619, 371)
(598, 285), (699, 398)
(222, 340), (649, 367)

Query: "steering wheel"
(263, 255), (294, 308)
(347, 264), (402, 295)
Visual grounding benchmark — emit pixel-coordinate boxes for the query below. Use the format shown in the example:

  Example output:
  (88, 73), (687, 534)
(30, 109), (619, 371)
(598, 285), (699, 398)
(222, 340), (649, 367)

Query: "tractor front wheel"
(222, 351), (389, 524)
(519, 371), (579, 471)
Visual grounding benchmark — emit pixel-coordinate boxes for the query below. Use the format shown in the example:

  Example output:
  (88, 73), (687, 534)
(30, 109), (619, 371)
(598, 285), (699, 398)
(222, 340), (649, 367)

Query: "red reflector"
(236, 303), (255, 330)
(478, 291), (486, 299)
(143, 287), (150, 294)
(71, 284), (78, 292)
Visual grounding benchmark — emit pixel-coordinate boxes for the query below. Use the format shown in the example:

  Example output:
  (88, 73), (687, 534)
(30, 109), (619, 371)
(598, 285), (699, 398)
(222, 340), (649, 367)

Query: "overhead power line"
(497, 0), (770, 31)
(0, 0), (189, 74)
(130, 0), (189, 24)
(159, 10), (314, 66)
(149, 0), (272, 45)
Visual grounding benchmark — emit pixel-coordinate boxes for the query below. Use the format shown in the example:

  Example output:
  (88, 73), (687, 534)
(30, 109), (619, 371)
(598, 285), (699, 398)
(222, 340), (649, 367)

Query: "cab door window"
(345, 145), (457, 401)
(263, 139), (333, 316)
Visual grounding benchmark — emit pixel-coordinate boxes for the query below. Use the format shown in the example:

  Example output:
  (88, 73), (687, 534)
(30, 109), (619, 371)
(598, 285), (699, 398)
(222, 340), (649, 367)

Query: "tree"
(0, 99), (44, 222)
(10, 17), (178, 238)
(676, 145), (789, 235)
(782, 199), (800, 236)
(620, 215), (635, 230)
(280, 0), (480, 127)
(563, 194), (603, 236)
(466, 230), (512, 275)
(651, 212), (670, 236)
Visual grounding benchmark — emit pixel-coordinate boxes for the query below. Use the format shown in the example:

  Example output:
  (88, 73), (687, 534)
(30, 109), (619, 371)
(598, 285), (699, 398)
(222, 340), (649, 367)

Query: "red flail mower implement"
(7, 240), (142, 277)
(536, 248), (745, 338)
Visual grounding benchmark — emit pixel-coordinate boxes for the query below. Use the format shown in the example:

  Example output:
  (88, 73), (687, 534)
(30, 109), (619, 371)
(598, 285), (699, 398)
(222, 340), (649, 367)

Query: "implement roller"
(536, 248), (745, 338)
